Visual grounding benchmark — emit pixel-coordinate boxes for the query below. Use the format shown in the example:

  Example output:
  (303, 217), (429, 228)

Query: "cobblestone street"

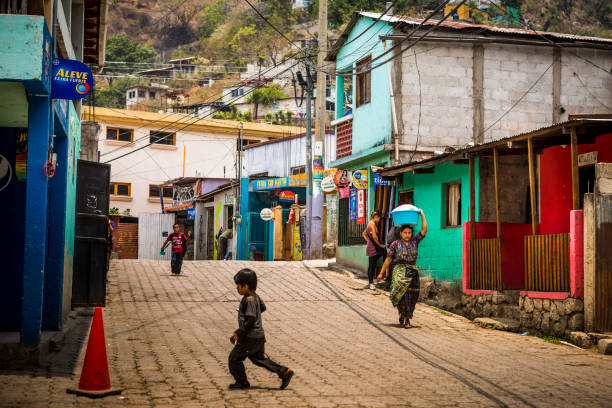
(1, 260), (612, 407)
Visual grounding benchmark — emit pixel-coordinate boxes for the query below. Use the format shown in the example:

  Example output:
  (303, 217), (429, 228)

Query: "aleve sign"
(51, 58), (94, 100)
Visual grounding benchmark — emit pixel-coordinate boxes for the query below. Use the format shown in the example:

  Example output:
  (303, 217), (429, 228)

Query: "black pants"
(171, 251), (184, 274)
(228, 338), (287, 383)
(367, 246), (387, 284)
(218, 237), (227, 260)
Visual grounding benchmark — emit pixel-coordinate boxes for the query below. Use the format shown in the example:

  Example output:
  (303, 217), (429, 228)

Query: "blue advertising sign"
(51, 58), (93, 100)
(349, 188), (357, 220)
(187, 207), (196, 220)
(373, 173), (390, 186)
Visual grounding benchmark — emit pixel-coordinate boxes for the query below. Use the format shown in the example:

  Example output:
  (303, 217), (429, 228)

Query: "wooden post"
(493, 148), (501, 239)
(469, 157), (476, 240)
(570, 126), (580, 210)
(527, 138), (538, 235)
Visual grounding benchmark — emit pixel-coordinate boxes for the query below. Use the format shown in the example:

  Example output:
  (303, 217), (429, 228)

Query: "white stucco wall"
(99, 122), (262, 216)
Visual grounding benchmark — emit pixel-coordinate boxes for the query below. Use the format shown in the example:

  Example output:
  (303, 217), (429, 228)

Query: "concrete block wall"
(560, 48), (612, 119)
(482, 44), (554, 142)
(400, 43), (474, 149)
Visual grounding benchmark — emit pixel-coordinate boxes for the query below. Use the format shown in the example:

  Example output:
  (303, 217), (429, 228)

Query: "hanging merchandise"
(352, 170), (368, 189)
(338, 186), (350, 199)
(357, 189), (366, 225)
(349, 188), (357, 220)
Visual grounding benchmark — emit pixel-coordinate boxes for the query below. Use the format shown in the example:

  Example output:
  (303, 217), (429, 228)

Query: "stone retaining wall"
(519, 296), (584, 336)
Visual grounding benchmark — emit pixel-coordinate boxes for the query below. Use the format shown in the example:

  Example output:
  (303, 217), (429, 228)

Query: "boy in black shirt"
(228, 268), (294, 390)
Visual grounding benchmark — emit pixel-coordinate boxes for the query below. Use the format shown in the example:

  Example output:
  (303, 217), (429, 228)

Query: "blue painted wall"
(335, 17), (393, 152)
(396, 161), (479, 282)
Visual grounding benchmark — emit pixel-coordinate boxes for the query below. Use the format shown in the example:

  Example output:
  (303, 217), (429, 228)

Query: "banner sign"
(187, 207), (195, 220)
(321, 176), (336, 193)
(349, 188), (357, 220)
(313, 155), (324, 180)
(51, 58), (93, 100)
(338, 186), (350, 199)
(353, 170), (368, 189)
(252, 174), (307, 191)
(279, 190), (296, 203)
(357, 189), (366, 225)
(334, 170), (352, 188)
(373, 173), (390, 186)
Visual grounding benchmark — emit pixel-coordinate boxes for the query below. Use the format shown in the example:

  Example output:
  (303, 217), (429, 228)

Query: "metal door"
(595, 194), (612, 332)
(206, 207), (215, 259)
(247, 212), (269, 261)
(72, 160), (110, 307)
(138, 213), (176, 260)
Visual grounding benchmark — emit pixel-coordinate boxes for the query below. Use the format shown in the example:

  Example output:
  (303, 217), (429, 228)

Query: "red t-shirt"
(166, 233), (188, 253)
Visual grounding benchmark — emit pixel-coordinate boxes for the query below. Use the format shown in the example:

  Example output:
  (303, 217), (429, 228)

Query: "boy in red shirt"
(161, 223), (191, 275)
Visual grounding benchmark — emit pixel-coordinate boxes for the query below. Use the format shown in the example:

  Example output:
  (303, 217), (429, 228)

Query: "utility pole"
(234, 122), (244, 260)
(304, 40), (314, 259)
(311, 0), (327, 259)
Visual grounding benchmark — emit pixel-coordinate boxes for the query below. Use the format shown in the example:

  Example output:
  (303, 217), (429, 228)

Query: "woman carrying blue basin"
(377, 206), (427, 329)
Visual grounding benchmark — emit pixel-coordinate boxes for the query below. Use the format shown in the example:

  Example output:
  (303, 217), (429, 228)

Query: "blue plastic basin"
(391, 209), (420, 226)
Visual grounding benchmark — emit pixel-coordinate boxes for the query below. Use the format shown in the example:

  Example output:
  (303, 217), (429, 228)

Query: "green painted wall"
(337, 245), (369, 275)
(397, 160), (479, 282)
(62, 103), (81, 318)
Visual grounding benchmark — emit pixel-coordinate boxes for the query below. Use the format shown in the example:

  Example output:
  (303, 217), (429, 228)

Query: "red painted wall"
(539, 133), (612, 235)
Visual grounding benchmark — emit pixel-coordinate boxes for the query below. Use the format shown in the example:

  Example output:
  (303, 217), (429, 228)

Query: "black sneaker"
(229, 381), (250, 390)
(280, 369), (294, 390)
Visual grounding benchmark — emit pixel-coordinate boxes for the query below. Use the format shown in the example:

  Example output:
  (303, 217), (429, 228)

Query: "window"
(106, 127), (133, 142)
(231, 89), (239, 98)
(149, 91), (156, 98)
(291, 166), (305, 175)
(138, 90), (145, 98)
(110, 182), (131, 196)
(149, 130), (175, 145)
(356, 56), (371, 107)
(239, 88), (244, 96)
(445, 182), (461, 227)
(149, 185), (173, 198)
(398, 190), (414, 205)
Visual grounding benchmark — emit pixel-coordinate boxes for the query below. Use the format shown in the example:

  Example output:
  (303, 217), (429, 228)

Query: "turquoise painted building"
(394, 161), (478, 283)
(0, 2), (107, 349)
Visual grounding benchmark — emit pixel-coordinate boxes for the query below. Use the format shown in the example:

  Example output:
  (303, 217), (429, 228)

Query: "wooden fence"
(524, 233), (570, 292)
(469, 238), (502, 290)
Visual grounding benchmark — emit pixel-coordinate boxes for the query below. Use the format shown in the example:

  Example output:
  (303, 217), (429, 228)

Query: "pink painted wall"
(570, 210), (584, 298)
(539, 133), (612, 235)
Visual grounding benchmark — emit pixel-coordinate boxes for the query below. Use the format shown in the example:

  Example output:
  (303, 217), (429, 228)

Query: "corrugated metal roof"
(359, 12), (612, 44)
(327, 11), (612, 60)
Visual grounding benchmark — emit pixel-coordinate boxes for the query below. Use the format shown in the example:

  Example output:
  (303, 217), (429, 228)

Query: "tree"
(105, 35), (158, 63)
(246, 84), (288, 118)
(199, 0), (227, 39)
(212, 104), (253, 122)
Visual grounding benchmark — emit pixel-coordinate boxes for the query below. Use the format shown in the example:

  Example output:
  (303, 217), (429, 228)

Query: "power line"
(243, 0), (302, 50)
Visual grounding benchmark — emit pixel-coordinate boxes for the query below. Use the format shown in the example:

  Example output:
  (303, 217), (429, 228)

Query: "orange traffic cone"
(67, 307), (122, 398)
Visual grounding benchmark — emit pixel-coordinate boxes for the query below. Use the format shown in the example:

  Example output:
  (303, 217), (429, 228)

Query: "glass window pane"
(106, 128), (118, 140)
(118, 129), (132, 142)
(116, 184), (129, 196)
(149, 185), (160, 197)
(163, 187), (173, 198)
(150, 131), (174, 145)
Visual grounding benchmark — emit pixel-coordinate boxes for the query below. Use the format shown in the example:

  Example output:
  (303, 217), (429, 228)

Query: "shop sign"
(373, 173), (390, 186)
(313, 155), (324, 180)
(357, 189), (365, 225)
(324, 168), (338, 178)
(334, 170), (352, 188)
(321, 176), (336, 193)
(260, 208), (274, 221)
(253, 174), (307, 191)
(338, 186), (350, 199)
(349, 188), (357, 220)
(223, 193), (234, 205)
(51, 58), (94, 100)
(187, 207), (195, 220)
(352, 170), (368, 189)
(289, 173), (306, 186)
(578, 151), (597, 167)
(279, 190), (296, 203)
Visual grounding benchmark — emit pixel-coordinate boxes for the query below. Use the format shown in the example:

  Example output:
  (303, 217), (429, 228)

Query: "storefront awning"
(251, 174), (307, 191)
(164, 202), (193, 212)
